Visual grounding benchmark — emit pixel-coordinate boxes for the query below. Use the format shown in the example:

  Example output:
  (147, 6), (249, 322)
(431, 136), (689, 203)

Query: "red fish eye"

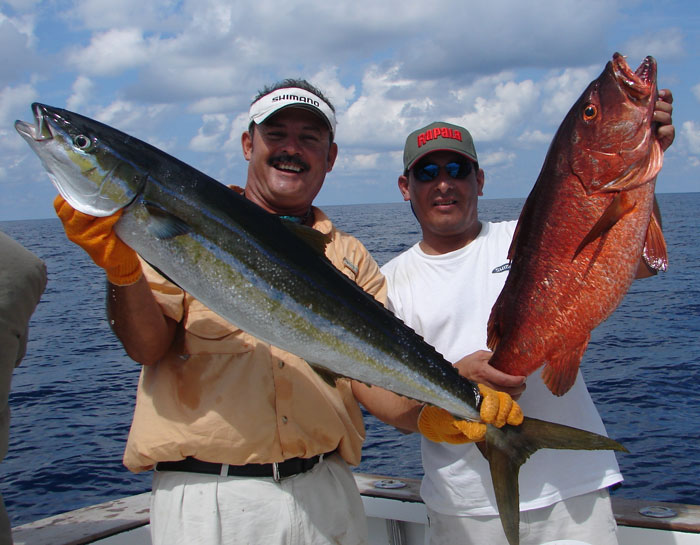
(583, 104), (597, 121)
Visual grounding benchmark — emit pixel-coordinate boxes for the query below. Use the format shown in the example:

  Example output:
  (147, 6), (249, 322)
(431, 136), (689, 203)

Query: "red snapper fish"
(487, 53), (668, 396)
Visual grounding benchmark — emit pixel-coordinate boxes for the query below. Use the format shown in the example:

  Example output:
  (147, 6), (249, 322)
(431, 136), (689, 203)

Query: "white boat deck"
(11, 473), (700, 545)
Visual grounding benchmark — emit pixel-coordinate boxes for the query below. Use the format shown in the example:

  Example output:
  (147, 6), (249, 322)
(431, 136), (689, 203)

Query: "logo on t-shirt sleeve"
(492, 262), (511, 274)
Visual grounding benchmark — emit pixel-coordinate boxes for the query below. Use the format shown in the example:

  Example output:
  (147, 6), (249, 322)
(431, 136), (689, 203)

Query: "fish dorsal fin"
(573, 192), (636, 259)
(541, 336), (589, 396)
(144, 203), (191, 239)
(642, 204), (668, 271)
(282, 220), (331, 255)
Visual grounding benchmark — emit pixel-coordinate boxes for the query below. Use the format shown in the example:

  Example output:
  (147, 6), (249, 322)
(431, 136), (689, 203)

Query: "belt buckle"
(272, 462), (281, 482)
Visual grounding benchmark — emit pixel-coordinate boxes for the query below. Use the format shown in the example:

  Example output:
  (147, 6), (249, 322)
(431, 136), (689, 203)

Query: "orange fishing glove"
(54, 196), (142, 286)
(417, 384), (524, 444)
(477, 383), (523, 428)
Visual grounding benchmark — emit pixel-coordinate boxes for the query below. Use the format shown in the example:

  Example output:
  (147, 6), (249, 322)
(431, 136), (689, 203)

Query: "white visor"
(249, 87), (336, 137)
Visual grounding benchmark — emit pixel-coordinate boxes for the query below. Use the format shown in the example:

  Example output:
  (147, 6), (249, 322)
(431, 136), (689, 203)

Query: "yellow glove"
(418, 405), (488, 443)
(54, 196), (142, 286)
(417, 384), (524, 444)
(477, 383), (523, 428)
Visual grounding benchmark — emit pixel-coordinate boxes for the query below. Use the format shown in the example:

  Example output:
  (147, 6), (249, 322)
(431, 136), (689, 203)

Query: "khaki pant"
(427, 488), (618, 545)
(150, 453), (368, 545)
(0, 232), (47, 545)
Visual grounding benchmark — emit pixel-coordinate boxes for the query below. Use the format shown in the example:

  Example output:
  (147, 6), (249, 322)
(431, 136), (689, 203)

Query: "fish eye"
(73, 134), (94, 151)
(582, 104), (598, 121)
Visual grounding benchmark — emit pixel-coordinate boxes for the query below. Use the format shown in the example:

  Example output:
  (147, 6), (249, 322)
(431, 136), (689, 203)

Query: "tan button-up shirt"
(123, 207), (386, 472)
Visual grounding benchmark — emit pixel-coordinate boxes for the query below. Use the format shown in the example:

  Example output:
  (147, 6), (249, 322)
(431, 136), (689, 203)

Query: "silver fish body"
(16, 103), (483, 420)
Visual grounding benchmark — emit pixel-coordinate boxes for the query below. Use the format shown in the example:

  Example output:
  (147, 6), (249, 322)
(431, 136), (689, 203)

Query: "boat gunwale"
(11, 472), (700, 545)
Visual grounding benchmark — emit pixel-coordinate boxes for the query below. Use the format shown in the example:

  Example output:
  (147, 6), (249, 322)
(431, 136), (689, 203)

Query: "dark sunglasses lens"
(416, 163), (440, 181)
(445, 161), (472, 179)
(414, 160), (472, 181)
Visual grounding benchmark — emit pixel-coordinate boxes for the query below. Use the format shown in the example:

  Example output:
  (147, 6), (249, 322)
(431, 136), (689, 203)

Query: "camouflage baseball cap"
(403, 121), (478, 172)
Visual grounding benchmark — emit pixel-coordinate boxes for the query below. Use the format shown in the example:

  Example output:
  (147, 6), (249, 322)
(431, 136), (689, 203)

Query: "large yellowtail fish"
(16, 103), (627, 545)
(488, 53), (668, 396)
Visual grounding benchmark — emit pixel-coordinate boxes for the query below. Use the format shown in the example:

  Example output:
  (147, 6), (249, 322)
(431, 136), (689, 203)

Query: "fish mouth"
(14, 103), (54, 143)
(611, 53), (657, 98)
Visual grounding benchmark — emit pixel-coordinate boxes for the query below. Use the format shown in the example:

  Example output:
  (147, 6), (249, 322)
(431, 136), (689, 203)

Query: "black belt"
(155, 453), (329, 481)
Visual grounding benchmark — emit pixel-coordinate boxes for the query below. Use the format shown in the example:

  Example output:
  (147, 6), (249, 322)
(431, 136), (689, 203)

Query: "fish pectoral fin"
(485, 307), (502, 353)
(573, 192), (636, 259)
(282, 220), (332, 255)
(642, 202), (668, 272)
(541, 337), (589, 396)
(308, 363), (341, 388)
(144, 203), (192, 239)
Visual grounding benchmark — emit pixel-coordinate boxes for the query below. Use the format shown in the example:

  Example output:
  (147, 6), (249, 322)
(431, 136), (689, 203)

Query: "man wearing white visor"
(124, 79), (380, 544)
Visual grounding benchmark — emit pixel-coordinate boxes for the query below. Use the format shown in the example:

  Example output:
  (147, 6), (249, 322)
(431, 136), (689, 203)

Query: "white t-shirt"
(381, 221), (622, 516)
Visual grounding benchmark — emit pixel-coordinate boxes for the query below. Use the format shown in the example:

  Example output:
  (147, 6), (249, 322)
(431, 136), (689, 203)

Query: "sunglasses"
(413, 160), (473, 182)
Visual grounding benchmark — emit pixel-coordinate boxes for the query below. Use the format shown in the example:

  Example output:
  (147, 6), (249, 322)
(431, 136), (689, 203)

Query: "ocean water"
(0, 192), (698, 527)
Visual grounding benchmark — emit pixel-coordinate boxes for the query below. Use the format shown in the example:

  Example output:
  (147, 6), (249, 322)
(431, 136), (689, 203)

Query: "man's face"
(398, 150), (484, 251)
(242, 108), (337, 216)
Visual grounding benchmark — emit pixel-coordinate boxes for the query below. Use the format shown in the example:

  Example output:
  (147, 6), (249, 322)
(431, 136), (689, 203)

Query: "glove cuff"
(417, 405), (446, 442)
(106, 254), (143, 286)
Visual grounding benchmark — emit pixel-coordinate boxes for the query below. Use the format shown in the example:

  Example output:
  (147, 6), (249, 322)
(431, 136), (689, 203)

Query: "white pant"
(150, 453), (368, 545)
(427, 488), (618, 545)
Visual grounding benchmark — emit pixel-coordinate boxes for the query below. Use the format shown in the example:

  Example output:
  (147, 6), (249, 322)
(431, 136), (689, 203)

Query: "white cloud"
(480, 149), (517, 168)
(91, 100), (172, 150)
(681, 120), (700, 157)
(0, 84), (38, 153)
(540, 66), (599, 123)
(190, 114), (231, 152)
(64, 0), (185, 31)
(622, 27), (685, 62)
(340, 64), (436, 149)
(455, 79), (540, 142)
(66, 28), (149, 76)
(3, 0), (41, 10)
(66, 76), (95, 111)
(0, 0), (698, 219)
(517, 129), (553, 147)
(0, 11), (38, 86)
(395, 0), (613, 79)
(0, 84), (37, 126)
(693, 83), (700, 103)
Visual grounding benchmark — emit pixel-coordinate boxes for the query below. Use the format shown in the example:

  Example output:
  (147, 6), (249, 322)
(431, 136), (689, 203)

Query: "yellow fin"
(281, 220), (331, 255)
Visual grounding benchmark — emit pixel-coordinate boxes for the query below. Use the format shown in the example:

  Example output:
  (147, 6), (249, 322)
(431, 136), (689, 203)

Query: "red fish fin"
(541, 337), (589, 396)
(573, 192), (636, 259)
(506, 182), (541, 260)
(642, 204), (668, 271)
(486, 303), (502, 353)
(507, 221), (521, 261)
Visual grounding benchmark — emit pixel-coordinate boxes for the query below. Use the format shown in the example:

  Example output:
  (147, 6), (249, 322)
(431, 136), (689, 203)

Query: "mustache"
(268, 153), (309, 171)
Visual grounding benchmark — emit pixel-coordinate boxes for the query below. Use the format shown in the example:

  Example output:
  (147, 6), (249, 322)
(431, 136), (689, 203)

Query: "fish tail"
(484, 417), (627, 545)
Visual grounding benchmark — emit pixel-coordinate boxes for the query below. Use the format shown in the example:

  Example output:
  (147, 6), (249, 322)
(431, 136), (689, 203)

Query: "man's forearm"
(107, 275), (176, 365)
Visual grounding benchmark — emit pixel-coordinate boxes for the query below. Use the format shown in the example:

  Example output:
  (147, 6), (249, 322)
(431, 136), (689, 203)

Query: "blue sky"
(1, 0), (699, 220)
